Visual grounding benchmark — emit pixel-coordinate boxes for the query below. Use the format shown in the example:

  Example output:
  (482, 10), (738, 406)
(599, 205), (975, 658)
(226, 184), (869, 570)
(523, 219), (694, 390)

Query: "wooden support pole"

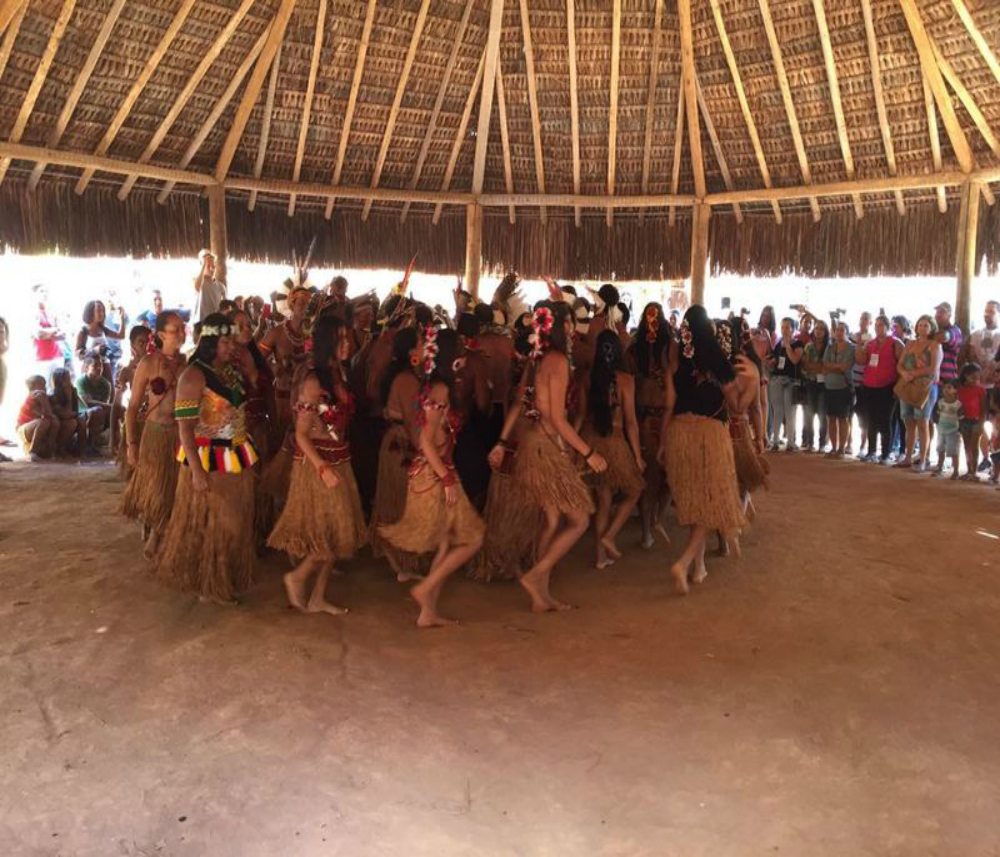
(955, 180), (981, 334)
(464, 203), (483, 300)
(689, 203), (710, 307)
(208, 185), (228, 285)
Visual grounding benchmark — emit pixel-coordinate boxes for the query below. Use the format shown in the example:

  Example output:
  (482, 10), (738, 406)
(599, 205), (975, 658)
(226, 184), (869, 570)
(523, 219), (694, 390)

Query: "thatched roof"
(0, 0), (998, 279)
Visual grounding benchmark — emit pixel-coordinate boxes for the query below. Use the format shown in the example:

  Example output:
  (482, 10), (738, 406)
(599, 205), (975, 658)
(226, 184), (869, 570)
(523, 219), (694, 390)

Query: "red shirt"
(17, 391), (44, 427)
(34, 310), (61, 362)
(957, 385), (985, 421)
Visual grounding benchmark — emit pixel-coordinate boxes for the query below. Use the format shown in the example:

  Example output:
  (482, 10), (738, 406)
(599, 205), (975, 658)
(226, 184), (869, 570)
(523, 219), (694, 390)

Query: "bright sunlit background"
(0, 251), (996, 442)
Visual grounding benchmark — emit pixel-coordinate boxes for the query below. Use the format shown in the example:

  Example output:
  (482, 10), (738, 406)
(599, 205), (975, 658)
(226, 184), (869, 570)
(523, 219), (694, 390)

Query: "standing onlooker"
(889, 316), (912, 458)
(32, 284), (66, 379)
(767, 317), (804, 451)
(957, 363), (987, 479)
(849, 311), (873, 456)
(193, 250), (226, 322)
(961, 299), (998, 470)
(801, 319), (830, 453)
(0, 316), (10, 456)
(136, 290), (164, 328)
(823, 321), (855, 457)
(932, 381), (963, 479)
(855, 315), (902, 463)
(935, 301), (963, 386)
(75, 300), (125, 382)
(895, 315), (942, 472)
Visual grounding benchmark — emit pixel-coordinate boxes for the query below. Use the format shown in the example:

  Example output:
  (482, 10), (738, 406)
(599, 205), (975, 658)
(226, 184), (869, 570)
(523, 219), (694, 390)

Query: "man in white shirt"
(962, 299), (999, 469)
(193, 250), (226, 322)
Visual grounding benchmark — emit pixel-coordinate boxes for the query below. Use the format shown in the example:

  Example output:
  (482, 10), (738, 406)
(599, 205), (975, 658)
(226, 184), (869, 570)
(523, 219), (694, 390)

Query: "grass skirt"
(469, 468), (543, 582)
(664, 414), (744, 532)
(369, 424), (426, 577)
(154, 468), (255, 602)
(118, 419), (144, 482)
(255, 442), (293, 542)
(120, 421), (178, 533)
(514, 426), (595, 516)
(732, 420), (769, 494)
(379, 465), (485, 556)
(267, 459), (367, 560)
(582, 425), (644, 496)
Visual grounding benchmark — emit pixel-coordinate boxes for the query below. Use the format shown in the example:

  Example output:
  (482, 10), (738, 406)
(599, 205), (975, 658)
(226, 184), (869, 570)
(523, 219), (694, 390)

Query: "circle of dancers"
(119, 274), (768, 627)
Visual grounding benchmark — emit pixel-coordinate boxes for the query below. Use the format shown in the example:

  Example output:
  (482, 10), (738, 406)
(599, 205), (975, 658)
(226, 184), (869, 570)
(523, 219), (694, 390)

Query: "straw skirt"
(369, 424), (426, 577)
(267, 458), (366, 560)
(120, 421), (178, 533)
(582, 425), (644, 496)
(379, 465), (484, 556)
(664, 414), (744, 532)
(514, 427), (595, 516)
(154, 467), (255, 602)
(469, 467), (543, 582)
(731, 419), (769, 493)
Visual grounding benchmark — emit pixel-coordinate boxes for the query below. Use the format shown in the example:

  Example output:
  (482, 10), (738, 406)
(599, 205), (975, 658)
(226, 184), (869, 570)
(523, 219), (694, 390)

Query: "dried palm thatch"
(0, 0), (997, 279)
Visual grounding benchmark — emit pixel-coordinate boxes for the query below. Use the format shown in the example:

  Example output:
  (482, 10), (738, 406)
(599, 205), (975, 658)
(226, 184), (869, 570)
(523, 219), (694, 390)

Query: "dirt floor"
(1, 455), (999, 857)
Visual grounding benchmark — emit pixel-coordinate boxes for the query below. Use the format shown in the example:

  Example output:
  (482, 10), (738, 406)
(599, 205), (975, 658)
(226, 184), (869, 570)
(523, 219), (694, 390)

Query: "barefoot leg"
(411, 534), (483, 627)
(520, 508), (587, 612)
(671, 525), (707, 595)
(284, 557), (317, 612)
(306, 561), (348, 616)
(602, 487), (641, 558)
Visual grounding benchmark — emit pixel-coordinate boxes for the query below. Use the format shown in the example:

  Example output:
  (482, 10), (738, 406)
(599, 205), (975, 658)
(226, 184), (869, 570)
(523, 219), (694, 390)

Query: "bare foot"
(283, 571), (309, 612)
(411, 584), (456, 627)
(142, 530), (160, 561)
(396, 571), (423, 583)
(654, 522), (672, 545)
(519, 570), (560, 613)
(307, 597), (347, 616)
(727, 535), (742, 560)
(601, 536), (622, 560)
(641, 530), (655, 550)
(691, 559), (708, 585)
(670, 562), (689, 596)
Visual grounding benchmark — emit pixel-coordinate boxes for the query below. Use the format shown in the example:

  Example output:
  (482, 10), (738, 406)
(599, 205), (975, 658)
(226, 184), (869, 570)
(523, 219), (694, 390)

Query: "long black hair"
(588, 330), (623, 437)
(82, 300), (105, 326)
(232, 310), (268, 377)
(633, 302), (670, 378)
(539, 301), (572, 356)
(311, 315), (347, 399)
(426, 328), (462, 409)
(380, 327), (418, 406)
(679, 305), (735, 385)
(152, 310), (182, 351)
(731, 317), (762, 373)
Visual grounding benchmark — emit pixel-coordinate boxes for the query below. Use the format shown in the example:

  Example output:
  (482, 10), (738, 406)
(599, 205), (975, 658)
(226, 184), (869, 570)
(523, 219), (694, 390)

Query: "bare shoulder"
(298, 372), (322, 402)
(617, 371), (635, 393)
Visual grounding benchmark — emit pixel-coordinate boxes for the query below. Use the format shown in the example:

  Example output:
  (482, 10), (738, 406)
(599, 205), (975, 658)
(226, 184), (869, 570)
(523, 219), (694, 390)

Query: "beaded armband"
(174, 399), (200, 421)
(440, 467), (458, 487)
(294, 400), (319, 415)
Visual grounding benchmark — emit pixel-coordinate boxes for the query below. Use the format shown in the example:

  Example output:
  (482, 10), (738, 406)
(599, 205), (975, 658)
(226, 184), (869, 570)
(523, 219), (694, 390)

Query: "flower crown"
(716, 321), (733, 359)
(421, 324), (439, 377)
(679, 319), (695, 360)
(644, 306), (660, 344)
(200, 324), (232, 338)
(529, 307), (554, 360)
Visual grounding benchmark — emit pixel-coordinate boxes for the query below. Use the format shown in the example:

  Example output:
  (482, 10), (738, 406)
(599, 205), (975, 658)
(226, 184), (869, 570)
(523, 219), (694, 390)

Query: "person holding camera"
(767, 317), (804, 451)
(75, 300), (125, 383)
(193, 249), (227, 322)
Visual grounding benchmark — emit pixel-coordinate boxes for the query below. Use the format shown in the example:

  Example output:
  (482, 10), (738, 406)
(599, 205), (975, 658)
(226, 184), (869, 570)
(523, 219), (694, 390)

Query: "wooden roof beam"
(898, 0), (974, 173)
(695, 76), (741, 223)
(518, 0), (547, 224)
(708, 0), (780, 222)
(949, 0), (1000, 88)
(0, 0), (25, 38)
(0, 0), (77, 186)
(29, 0), (127, 191)
(668, 79), (684, 227)
(495, 54), (515, 224)
(932, 43), (1000, 160)
(215, 0), (297, 183)
(606, 0), (621, 227)
(400, 0), (476, 224)
(75, 0), (197, 195)
(471, 0), (503, 198)
(757, 0), (821, 220)
(434, 49), (486, 224)
(157, 25), (271, 205)
(812, 0), (863, 219)
(678, 0), (704, 201)
(860, 0), (904, 215)
(289, 0), (327, 217)
(922, 74), (948, 213)
(249, 44), (281, 212)
(120, 0), (257, 200)
(566, 0), (581, 226)
(361, 0), (431, 221)
(0, 0), (27, 81)
(325, 0), (376, 219)
(638, 0), (663, 227)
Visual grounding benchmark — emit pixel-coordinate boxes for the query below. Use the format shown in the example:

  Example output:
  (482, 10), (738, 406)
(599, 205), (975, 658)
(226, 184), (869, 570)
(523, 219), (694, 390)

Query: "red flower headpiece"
(529, 307), (554, 360)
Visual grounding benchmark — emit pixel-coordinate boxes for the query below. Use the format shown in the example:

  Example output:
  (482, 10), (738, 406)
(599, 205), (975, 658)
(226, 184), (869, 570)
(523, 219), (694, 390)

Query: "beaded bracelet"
(174, 399), (200, 420)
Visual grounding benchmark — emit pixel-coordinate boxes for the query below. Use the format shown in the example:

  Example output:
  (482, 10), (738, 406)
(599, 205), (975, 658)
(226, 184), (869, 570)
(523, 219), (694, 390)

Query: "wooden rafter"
(638, 0), (663, 227)
(434, 50), (486, 225)
(566, 0), (581, 226)
(157, 25), (271, 205)
(812, 0), (863, 218)
(495, 54), (516, 224)
(215, 0), (297, 183)
(950, 0), (1000, 88)
(695, 76), (741, 223)
(932, 43), (1000, 158)
(361, 0), (431, 221)
(708, 0), (781, 222)
(0, 0), (24, 38)
(668, 81), (684, 227)
(605, 0), (621, 227)
(678, 0), (705, 201)
(75, 0), (197, 195)
(860, 0), (904, 215)
(757, 0), (821, 220)
(922, 75), (948, 213)
(401, 0), (476, 224)
(0, 0), (77, 186)
(289, 0), (326, 217)
(898, 0), (974, 173)
(472, 0), (503, 197)
(325, 0), (376, 218)
(249, 44), (281, 212)
(0, 0), (27, 81)
(29, 0), (127, 191)
(120, 0), (257, 200)
(519, 0), (547, 223)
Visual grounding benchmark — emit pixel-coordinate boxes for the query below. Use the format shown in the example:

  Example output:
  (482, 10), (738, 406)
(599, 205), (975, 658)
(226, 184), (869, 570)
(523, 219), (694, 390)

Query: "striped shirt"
(939, 324), (963, 382)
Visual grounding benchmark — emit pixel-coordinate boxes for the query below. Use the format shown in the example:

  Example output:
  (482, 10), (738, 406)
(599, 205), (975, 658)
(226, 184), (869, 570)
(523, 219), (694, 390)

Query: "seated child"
(933, 380), (963, 480)
(16, 375), (59, 460)
(49, 368), (87, 458)
(75, 353), (113, 453)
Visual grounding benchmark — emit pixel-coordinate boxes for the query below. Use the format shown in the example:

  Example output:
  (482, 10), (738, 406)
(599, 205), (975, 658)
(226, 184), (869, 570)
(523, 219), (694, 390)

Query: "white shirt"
(969, 326), (998, 387)
(194, 276), (226, 322)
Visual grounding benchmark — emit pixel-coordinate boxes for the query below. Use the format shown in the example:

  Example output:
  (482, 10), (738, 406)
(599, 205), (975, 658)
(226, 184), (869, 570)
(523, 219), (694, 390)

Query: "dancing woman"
(380, 328), (485, 627)
(584, 330), (644, 569)
(268, 315), (367, 616)
(155, 314), (260, 602)
(120, 312), (186, 558)
(660, 306), (744, 595)
(513, 302), (607, 612)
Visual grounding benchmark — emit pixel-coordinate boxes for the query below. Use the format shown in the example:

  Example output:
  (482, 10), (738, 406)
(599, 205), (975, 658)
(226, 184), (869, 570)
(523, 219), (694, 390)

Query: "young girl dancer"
(380, 328), (485, 627)
(268, 315), (367, 615)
